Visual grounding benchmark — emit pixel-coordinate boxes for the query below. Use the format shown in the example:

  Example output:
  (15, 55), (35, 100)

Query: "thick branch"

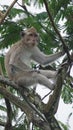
(43, 0), (71, 63)
(0, 75), (19, 90)
(0, 86), (36, 119)
(0, 0), (18, 24)
(0, 75), (47, 122)
(42, 65), (68, 130)
(5, 99), (12, 130)
(0, 86), (51, 130)
(44, 72), (62, 114)
(43, 63), (68, 115)
(0, 65), (13, 130)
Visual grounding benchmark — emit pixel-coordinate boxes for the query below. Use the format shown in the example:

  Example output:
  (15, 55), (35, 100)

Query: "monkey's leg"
(39, 70), (57, 88)
(36, 73), (55, 90)
(39, 70), (57, 78)
(16, 75), (37, 88)
(16, 72), (55, 90)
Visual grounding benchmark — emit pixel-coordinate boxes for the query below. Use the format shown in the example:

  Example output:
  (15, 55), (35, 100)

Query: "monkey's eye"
(34, 34), (38, 37)
(28, 33), (38, 37)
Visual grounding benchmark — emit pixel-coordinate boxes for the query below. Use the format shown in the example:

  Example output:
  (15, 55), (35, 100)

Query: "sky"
(0, 0), (73, 130)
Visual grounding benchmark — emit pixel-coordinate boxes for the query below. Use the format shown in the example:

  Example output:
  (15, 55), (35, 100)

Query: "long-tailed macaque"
(5, 27), (64, 90)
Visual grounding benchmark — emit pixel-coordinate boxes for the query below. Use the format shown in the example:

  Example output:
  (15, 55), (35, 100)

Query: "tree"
(0, 0), (73, 130)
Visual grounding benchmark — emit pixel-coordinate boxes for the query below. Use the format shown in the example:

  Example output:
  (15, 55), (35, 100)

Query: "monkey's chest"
(21, 51), (32, 68)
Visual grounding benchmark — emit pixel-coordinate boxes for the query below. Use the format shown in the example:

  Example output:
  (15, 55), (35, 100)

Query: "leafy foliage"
(0, 0), (73, 130)
(62, 85), (73, 103)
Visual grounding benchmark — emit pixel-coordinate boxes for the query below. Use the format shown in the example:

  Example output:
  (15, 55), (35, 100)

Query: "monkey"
(5, 27), (65, 90)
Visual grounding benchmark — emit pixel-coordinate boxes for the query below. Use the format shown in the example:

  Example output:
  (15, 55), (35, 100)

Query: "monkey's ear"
(20, 31), (25, 37)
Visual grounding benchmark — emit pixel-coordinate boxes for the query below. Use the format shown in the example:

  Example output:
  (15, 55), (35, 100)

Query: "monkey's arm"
(31, 47), (64, 65)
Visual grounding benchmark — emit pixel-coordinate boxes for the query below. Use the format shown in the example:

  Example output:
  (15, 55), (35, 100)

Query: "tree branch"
(0, 0), (18, 24)
(41, 64), (68, 130)
(0, 86), (51, 130)
(0, 86), (36, 119)
(0, 64), (13, 130)
(4, 98), (13, 130)
(0, 75), (19, 90)
(43, 0), (71, 63)
(44, 72), (62, 115)
(0, 74), (63, 130)
(0, 75), (47, 122)
(43, 63), (68, 114)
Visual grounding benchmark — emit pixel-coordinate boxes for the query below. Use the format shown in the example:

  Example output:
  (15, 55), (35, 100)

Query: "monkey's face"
(21, 27), (39, 47)
(25, 32), (39, 47)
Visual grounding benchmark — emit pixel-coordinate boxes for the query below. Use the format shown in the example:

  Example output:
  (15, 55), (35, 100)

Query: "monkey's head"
(21, 27), (39, 47)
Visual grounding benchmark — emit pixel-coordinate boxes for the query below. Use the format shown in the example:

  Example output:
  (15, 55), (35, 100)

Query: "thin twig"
(0, 0), (18, 24)
(17, 2), (54, 36)
(42, 90), (52, 100)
